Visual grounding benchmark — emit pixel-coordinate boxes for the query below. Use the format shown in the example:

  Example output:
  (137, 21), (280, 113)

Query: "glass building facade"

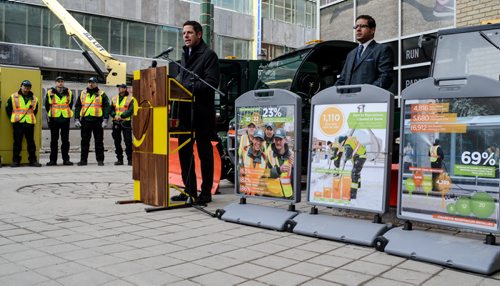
(0, 1), (254, 61)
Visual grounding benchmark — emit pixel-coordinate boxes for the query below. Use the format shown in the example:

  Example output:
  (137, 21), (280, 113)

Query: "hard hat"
(264, 122), (275, 130)
(253, 129), (265, 140)
(274, 128), (286, 139)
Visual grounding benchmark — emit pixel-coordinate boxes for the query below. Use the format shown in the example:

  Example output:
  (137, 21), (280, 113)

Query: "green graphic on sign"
(470, 192), (496, 219)
(422, 176), (433, 195)
(347, 112), (387, 129)
(454, 164), (496, 178)
(405, 178), (415, 196)
(456, 197), (472, 216)
(447, 203), (457, 214)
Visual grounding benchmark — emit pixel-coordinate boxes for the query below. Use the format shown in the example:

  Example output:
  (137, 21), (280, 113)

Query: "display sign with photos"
(308, 103), (390, 212)
(235, 104), (298, 202)
(400, 98), (500, 232)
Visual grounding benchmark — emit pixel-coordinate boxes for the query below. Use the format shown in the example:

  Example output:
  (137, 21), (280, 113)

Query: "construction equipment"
(42, 0), (126, 85)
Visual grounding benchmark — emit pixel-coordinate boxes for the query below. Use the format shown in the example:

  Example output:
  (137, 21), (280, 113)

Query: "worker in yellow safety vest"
(429, 138), (444, 191)
(238, 121), (257, 161)
(263, 122), (275, 152)
(74, 77), (110, 166)
(329, 139), (344, 171)
(240, 129), (267, 196)
(45, 76), (74, 166)
(110, 84), (134, 166)
(266, 128), (294, 198)
(338, 135), (367, 199)
(5, 80), (41, 167)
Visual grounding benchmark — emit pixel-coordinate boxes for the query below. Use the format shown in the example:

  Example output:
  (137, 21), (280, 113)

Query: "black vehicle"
(223, 40), (358, 182)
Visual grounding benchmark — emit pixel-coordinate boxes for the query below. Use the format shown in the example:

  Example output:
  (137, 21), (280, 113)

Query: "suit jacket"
(176, 40), (220, 133)
(335, 41), (394, 90)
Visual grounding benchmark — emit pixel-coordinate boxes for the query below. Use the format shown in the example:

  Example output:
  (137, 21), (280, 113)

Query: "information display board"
(400, 97), (500, 232)
(307, 85), (393, 213)
(235, 89), (301, 203)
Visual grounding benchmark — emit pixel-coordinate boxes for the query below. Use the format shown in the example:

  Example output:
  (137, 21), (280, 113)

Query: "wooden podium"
(129, 66), (221, 208)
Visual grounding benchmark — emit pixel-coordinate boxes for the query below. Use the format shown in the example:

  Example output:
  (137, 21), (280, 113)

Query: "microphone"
(154, 47), (174, 58)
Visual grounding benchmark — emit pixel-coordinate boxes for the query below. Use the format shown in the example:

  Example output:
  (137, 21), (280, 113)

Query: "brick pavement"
(0, 152), (499, 285)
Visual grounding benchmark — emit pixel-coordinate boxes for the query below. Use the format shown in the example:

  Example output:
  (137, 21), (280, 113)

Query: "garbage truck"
(223, 40), (358, 182)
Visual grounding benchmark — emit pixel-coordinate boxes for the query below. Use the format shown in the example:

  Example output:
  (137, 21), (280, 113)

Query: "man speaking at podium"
(172, 20), (220, 206)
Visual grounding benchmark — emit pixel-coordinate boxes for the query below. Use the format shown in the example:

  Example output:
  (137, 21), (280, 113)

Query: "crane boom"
(42, 0), (126, 85)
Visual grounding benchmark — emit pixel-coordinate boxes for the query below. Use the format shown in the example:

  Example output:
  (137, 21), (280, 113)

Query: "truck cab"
(430, 23), (500, 80)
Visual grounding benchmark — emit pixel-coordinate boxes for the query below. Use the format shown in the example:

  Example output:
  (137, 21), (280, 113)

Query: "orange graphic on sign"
(413, 171), (424, 187)
(410, 113), (457, 123)
(410, 123), (467, 133)
(319, 106), (344, 136)
(410, 103), (449, 113)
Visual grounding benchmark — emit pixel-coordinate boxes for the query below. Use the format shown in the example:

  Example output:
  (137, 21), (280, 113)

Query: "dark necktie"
(356, 45), (364, 64)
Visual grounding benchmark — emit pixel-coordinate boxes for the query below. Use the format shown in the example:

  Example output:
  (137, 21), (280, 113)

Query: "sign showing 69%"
(461, 151), (497, 166)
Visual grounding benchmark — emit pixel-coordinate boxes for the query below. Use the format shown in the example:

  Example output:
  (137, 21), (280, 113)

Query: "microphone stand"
(144, 50), (224, 216)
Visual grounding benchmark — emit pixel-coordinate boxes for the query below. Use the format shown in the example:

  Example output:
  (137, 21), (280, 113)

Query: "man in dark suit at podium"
(335, 15), (394, 90)
(172, 20), (220, 206)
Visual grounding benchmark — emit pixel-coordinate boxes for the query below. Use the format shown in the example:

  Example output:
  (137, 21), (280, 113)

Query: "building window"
(216, 35), (251, 59)
(261, 0), (317, 28)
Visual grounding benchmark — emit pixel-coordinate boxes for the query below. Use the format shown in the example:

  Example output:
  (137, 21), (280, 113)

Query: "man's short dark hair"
(183, 20), (203, 35)
(356, 15), (376, 28)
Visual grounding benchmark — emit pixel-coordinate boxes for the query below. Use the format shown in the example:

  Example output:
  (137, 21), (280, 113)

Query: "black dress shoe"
(77, 161), (87, 166)
(127, 161), (132, 166)
(46, 161), (57, 166)
(63, 161), (74, 166)
(97, 161), (104, 166)
(29, 162), (42, 167)
(11, 162), (20, 167)
(114, 160), (123, 166)
(197, 195), (212, 205)
(171, 193), (188, 201)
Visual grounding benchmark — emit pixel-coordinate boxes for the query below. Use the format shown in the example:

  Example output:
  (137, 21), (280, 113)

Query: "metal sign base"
(382, 227), (500, 275)
(292, 213), (391, 246)
(221, 203), (298, 231)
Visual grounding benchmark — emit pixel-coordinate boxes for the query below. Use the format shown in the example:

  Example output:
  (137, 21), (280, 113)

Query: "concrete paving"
(0, 151), (499, 286)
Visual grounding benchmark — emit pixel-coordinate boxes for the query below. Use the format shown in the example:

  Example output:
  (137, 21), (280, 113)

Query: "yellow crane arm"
(42, 0), (126, 85)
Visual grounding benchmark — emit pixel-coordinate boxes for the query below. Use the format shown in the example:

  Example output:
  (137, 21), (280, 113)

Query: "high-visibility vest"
(331, 140), (344, 160)
(344, 137), (366, 159)
(267, 148), (293, 198)
(80, 90), (104, 117)
(10, 92), (37, 124)
(112, 94), (132, 121)
(240, 151), (267, 196)
(47, 89), (73, 118)
(430, 145), (439, 162)
(238, 134), (251, 158)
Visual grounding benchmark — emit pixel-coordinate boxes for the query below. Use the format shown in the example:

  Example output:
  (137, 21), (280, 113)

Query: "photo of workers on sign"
(309, 103), (389, 212)
(236, 105), (296, 201)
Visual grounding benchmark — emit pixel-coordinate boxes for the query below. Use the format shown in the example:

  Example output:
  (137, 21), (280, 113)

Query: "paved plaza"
(0, 151), (499, 285)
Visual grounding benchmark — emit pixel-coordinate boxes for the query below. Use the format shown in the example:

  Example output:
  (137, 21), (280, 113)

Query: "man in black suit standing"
(172, 20), (220, 206)
(335, 15), (394, 90)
